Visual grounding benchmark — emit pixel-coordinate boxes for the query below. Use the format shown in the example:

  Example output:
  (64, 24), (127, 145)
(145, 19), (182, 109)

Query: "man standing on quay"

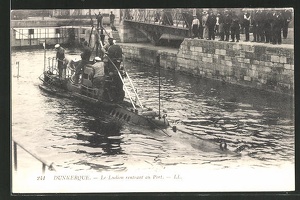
(206, 9), (216, 40)
(191, 15), (200, 38)
(282, 9), (292, 39)
(95, 11), (103, 29)
(110, 11), (116, 31)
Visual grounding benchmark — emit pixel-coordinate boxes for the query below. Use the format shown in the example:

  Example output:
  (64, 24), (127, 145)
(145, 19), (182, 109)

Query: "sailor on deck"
(55, 44), (66, 79)
(101, 37), (114, 54)
(74, 41), (92, 84)
(92, 57), (105, 88)
(101, 36), (122, 75)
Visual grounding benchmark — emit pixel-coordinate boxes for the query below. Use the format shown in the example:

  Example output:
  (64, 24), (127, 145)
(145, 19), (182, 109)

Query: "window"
(15, 29), (28, 39)
(29, 29), (34, 35)
(14, 28), (63, 39)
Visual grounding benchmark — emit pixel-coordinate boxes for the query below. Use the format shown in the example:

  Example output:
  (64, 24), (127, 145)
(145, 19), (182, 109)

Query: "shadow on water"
(77, 102), (125, 156)
(79, 117), (124, 156)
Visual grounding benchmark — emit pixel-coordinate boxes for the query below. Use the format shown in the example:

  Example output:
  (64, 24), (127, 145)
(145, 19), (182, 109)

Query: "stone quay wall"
(120, 39), (294, 95)
(119, 23), (149, 43)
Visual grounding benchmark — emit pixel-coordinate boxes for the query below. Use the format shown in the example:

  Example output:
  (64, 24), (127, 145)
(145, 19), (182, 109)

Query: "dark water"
(12, 49), (294, 173)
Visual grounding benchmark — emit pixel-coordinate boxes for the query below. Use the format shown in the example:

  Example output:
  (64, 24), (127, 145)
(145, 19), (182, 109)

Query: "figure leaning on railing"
(101, 36), (125, 102)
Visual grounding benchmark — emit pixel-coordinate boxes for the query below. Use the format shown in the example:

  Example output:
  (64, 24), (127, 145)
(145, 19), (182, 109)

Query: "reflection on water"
(12, 49), (294, 173)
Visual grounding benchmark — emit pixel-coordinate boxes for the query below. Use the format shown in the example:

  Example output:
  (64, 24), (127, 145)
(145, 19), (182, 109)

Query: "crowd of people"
(189, 8), (293, 45)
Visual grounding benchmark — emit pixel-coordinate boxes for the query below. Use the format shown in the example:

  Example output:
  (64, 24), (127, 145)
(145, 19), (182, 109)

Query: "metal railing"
(46, 57), (73, 79)
(123, 9), (192, 30)
(12, 136), (56, 174)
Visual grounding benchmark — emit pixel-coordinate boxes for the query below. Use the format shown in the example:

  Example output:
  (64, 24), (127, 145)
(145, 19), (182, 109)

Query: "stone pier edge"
(119, 39), (294, 96)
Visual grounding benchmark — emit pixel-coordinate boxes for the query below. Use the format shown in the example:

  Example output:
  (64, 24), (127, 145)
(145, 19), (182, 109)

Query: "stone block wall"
(158, 50), (178, 70)
(120, 45), (158, 66)
(177, 39), (294, 94)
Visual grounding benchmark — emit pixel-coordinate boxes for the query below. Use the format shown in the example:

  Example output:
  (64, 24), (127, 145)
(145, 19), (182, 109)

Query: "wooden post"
(157, 54), (161, 118)
(13, 141), (17, 171)
(16, 62), (20, 78)
(43, 41), (46, 72)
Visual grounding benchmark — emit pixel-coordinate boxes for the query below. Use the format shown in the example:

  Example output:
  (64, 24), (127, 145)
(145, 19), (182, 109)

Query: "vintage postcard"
(11, 7), (294, 193)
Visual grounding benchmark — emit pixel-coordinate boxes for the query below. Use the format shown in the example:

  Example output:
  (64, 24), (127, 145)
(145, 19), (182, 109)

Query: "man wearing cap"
(191, 15), (200, 38)
(201, 11), (209, 39)
(101, 36), (123, 74)
(55, 44), (65, 79)
(101, 36), (124, 101)
(243, 11), (251, 41)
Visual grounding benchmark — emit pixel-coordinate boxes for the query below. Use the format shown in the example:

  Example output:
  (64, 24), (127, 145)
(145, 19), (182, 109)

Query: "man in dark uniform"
(94, 30), (101, 57)
(55, 44), (65, 79)
(223, 10), (232, 41)
(251, 10), (258, 42)
(272, 11), (283, 45)
(264, 10), (273, 43)
(282, 9), (292, 39)
(230, 11), (240, 42)
(95, 12), (103, 29)
(206, 10), (217, 40)
(196, 10), (203, 39)
(74, 41), (92, 83)
(101, 37), (124, 102)
(256, 10), (265, 42)
(218, 11), (225, 41)
(101, 37), (123, 74)
(110, 11), (116, 31)
(243, 11), (251, 41)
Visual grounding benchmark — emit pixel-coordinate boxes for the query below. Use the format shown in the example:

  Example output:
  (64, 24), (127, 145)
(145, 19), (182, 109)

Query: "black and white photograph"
(10, 6), (295, 193)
